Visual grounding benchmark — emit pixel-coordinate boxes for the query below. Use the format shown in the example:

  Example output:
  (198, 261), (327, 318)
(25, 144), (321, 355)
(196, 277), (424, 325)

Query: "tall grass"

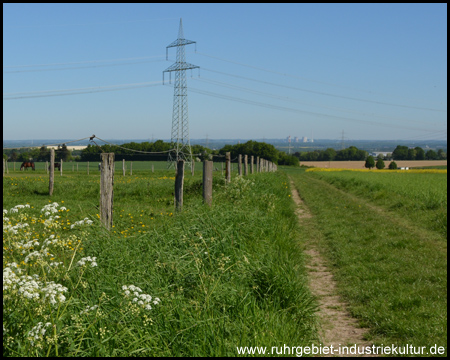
(286, 167), (447, 356)
(3, 170), (318, 356)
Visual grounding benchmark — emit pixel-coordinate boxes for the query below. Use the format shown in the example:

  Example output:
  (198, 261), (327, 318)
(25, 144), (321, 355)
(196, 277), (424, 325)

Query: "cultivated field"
(301, 160), (447, 169)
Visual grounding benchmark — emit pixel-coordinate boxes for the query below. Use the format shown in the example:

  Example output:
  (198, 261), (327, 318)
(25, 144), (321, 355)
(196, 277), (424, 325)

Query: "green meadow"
(3, 165), (447, 356)
(3, 166), (317, 357)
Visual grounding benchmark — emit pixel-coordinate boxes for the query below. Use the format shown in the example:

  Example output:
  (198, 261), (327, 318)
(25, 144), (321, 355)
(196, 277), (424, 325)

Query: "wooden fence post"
(130, 161), (133, 176)
(60, 159), (63, 176)
(244, 155), (248, 176)
(256, 156), (260, 173)
(49, 149), (55, 195)
(238, 154), (242, 176)
(203, 160), (213, 206)
(100, 153), (115, 230)
(122, 159), (126, 176)
(225, 152), (231, 183)
(250, 156), (254, 174)
(175, 160), (184, 211)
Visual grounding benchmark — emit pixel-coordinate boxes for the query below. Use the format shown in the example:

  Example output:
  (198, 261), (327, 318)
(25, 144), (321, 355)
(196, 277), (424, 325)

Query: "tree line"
(294, 145), (446, 162)
(3, 142), (446, 165)
(3, 140), (299, 166)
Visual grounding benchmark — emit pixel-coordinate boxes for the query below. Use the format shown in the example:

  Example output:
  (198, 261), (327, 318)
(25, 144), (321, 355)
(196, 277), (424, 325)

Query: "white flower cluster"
(4, 222), (29, 235)
(41, 202), (60, 217)
(122, 285), (161, 311)
(80, 304), (98, 315)
(41, 282), (68, 305)
(70, 217), (94, 229)
(27, 322), (52, 346)
(3, 267), (67, 305)
(77, 256), (98, 267)
(24, 247), (54, 264)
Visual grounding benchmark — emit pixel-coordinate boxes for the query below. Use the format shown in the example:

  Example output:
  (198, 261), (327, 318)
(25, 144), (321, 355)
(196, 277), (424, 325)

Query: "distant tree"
(365, 156), (375, 169)
(392, 145), (408, 160)
(376, 158), (385, 170)
(414, 146), (425, 160)
(437, 149), (446, 160)
(388, 161), (398, 170)
(18, 152), (31, 162)
(10, 150), (18, 162)
(319, 148), (336, 161)
(56, 144), (71, 162)
(425, 149), (438, 160)
(37, 146), (50, 162)
(407, 148), (416, 160)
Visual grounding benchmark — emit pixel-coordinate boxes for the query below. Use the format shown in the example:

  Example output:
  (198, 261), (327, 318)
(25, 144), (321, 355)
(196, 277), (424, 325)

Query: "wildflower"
(121, 285), (160, 311)
(77, 256), (98, 267)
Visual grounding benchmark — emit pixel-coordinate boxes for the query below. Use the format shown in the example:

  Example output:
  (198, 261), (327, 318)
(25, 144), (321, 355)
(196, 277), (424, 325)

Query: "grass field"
(286, 167), (447, 355)
(3, 165), (447, 356)
(3, 168), (317, 357)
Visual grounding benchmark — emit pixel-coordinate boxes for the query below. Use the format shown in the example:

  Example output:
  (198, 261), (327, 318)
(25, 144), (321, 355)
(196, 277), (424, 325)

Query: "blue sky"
(3, 3), (447, 141)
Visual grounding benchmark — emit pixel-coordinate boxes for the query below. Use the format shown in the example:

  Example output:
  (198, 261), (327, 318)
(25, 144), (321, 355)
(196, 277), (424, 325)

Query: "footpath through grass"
(286, 167), (447, 356)
(3, 170), (318, 357)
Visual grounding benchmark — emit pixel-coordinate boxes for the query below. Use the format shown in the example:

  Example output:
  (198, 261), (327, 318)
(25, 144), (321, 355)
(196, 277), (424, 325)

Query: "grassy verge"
(3, 170), (318, 356)
(286, 167), (447, 356)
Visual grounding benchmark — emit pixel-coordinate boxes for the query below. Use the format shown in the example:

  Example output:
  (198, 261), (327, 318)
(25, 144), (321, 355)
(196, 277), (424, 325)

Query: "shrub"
(376, 158), (385, 170)
(388, 161), (398, 170)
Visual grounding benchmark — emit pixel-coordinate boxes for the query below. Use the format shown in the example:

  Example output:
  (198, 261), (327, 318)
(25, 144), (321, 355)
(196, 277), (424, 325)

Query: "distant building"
(370, 152), (392, 158)
(294, 137), (299, 143)
(302, 137), (308, 143)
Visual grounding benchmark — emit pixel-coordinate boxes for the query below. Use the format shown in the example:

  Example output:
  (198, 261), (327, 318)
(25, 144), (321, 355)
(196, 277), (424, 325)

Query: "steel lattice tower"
(163, 19), (199, 168)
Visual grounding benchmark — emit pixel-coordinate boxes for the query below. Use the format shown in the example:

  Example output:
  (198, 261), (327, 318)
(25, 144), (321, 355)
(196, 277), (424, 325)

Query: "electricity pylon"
(163, 18), (199, 168)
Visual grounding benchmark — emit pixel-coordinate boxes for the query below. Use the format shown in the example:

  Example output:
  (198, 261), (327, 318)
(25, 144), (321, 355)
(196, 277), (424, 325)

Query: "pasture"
(3, 167), (317, 357)
(3, 165), (447, 356)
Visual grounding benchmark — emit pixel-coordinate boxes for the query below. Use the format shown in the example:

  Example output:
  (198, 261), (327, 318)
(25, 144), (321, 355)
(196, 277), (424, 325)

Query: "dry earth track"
(290, 178), (377, 357)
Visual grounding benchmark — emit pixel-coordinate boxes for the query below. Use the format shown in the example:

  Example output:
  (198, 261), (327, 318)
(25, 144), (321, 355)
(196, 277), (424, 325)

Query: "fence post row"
(175, 160), (184, 211)
(100, 153), (115, 230)
(225, 152), (231, 184)
(244, 155), (248, 176)
(238, 154), (242, 176)
(49, 149), (55, 196)
(203, 160), (213, 206)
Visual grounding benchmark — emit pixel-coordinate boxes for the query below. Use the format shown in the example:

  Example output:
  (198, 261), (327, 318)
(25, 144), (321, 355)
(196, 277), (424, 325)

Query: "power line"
(193, 76), (442, 128)
(4, 59), (166, 74)
(3, 81), (164, 100)
(3, 55), (166, 69)
(183, 84), (441, 133)
(195, 51), (447, 110)
(200, 67), (445, 113)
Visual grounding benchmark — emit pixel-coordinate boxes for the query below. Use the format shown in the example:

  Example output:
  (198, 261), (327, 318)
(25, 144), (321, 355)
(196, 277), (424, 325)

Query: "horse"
(49, 163), (61, 171)
(20, 161), (35, 171)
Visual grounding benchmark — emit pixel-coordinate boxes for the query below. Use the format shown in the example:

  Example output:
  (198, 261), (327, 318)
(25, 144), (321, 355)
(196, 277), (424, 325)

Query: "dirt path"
(289, 179), (376, 357)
